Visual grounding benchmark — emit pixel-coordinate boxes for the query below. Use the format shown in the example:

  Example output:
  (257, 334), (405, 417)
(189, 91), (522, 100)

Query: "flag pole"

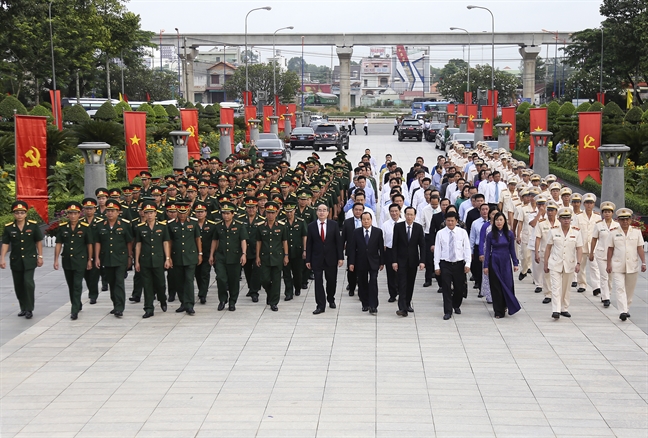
(13, 109), (17, 200)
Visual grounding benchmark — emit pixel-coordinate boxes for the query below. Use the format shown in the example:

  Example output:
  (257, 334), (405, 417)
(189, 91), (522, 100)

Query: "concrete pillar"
(336, 46), (353, 113)
(519, 45), (541, 103)
(531, 130), (552, 177)
(217, 124), (233, 162)
(303, 110), (311, 126)
(447, 114), (456, 129)
(473, 119), (485, 143)
(169, 130), (191, 172)
(249, 119), (260, 143)
(496, 123), (512, 150)
(296, 112), (303, 128)
(458, 116), (468, 133)
(77, 142), (111, 199)
(598, 144), (631, 207)
(269, 116), (279, 136)
(283, 114), (292, 136)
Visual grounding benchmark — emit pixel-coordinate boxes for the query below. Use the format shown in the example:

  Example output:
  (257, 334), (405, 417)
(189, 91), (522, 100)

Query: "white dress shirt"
(485, 180), (507, 204)
(434, 226), (472, 269)
(381, 217), (403, 248)
(416, 204), (441, 233)
(346, 207), (377, 227)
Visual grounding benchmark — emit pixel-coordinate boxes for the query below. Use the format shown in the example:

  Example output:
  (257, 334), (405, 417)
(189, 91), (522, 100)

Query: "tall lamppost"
(273, 26), (294, 113)
(48, 2), (59, 128)
(245, 6), (272, 92)
(450, 27), (470, 95)
(159, 29), (165, 72)
(599, 27), (604, 96)
(542, 29), (558, 99)
(467, 5), (494, 93)
(175, 28), (181, 98)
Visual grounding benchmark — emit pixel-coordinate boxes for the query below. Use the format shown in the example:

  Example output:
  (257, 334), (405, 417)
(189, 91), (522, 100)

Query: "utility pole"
(183, 37), (189, 102)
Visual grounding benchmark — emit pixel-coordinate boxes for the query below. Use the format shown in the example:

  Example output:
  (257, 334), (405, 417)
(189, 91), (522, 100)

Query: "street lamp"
(273, 26), (294, 113)
(599, 27), (604, 96)
(175, 28), (181, 98)
(159, 29), (165, 72)
(245, 6), (272, 92)
(48, 2), (59, 129)
(467, 5), (495, 93)
(450, 27), (470, 95)
(542, 29), (558, 99)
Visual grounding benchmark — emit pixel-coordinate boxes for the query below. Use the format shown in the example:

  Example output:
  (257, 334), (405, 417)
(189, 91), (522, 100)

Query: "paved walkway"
(1, 134), (646, 438)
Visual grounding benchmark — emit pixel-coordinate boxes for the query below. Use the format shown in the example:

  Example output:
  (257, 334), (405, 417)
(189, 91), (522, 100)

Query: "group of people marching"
(2, 141), (645, 323)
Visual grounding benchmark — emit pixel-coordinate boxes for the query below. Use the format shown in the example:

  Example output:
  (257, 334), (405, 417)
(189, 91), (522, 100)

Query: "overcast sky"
(127, 0), (605, 69)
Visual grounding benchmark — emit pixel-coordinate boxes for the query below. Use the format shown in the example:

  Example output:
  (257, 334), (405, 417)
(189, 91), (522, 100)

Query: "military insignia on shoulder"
(207, 220), (216, 225)
(5, 221), (13, 226)
(159, 220), (167, 225)
(80, 222), (89, 227)
(121, 219), (131, 224)
(572, 226), (580, 231)
(168, 218), (176, 223)
(28, 220), (38, 224)
(596, 220), (603, 223)
(277, 220), (286, 225)
(138, 222), (146, 227)
(59, 221), (69, 227)
(190, 217), (198, 221)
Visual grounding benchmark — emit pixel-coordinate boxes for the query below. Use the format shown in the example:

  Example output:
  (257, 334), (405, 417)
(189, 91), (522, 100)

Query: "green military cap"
(297, 190), (312, 199)
(95, 187), (109, 198)
(141, 202), (157, 212)
(244, 196), (258, 207)
(193, 201), (209, 212)
(220, 202), (236, 212)
(176, 202), (190, 213)
(65, 201), (83, 212)
(11, 200), (28, 212)
(82, 198), (98, 208)
(283, 201), (297, 212)
(265, 201), (280, 213)
(105, 200), (122, 210)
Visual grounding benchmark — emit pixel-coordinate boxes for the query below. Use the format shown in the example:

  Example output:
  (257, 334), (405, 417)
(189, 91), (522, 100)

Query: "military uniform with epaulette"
(167, 216), (201, 312)
(195, 218), (217, 303)
(129, 215), (144, 302)
(80, 215), (102, 301)
(135, 219), (170, 314)
(56, 219), (93, 316)
(256, 219), (288, 307)
(95, 216), (133, 314)
(282, 216), (307, 300)
(213, 218), (249, 307)
(242, 213), (265, 301)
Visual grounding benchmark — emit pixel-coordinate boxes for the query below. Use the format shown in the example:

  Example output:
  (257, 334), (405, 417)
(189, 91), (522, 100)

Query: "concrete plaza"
(1, 129), (647, 437)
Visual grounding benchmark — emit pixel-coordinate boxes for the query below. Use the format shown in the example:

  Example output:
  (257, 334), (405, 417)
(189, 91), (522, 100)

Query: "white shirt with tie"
(485, 180), (507, 204)
(434, 226), (472, 270)
(381, 217), (403, 249)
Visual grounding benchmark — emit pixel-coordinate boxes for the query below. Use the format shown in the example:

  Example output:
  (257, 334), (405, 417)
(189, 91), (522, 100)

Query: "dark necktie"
(365, 229), (369, 245)
(407, 225), (411, 241)
(320, 222), (325, 242)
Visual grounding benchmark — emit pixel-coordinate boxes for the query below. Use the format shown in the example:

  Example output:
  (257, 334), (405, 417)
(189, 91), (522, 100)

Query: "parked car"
(425, 122), (445, 142)
(289, 127), (316, 149)
(398, 118), (423, 142)
(449, 132), (475, 149)
(435, 127), (459, 150)
(258, 133), (279, 140)
(255, 138), (291, 167)
(313, 123), (344, 151)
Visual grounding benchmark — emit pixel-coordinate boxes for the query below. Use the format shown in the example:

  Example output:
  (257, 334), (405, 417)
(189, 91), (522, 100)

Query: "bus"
(411, 100), (453, 117)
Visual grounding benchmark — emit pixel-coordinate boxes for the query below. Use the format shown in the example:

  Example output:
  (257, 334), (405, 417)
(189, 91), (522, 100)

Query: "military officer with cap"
(282, 201), (307, 301)
(54, 201), (94, 320)
(193, 201), (216, 304)
(210, 202), (248, 311)
(589, 201), (617, 307)
(167, 202), (202, 314)
(94, 200), (133, 317)
(80, 198), (102, 303)
(1, 201), (45, 319)
(139, 171), (153, 197)
(607, 208), (646, 321)
(534, 200), (559, 304)
(256, 201), (289, 311)
(544, 207), (583, 319)
(134, 202), (172, 318)
(575, 193), (601, 294)
(241, 196), (264, 302)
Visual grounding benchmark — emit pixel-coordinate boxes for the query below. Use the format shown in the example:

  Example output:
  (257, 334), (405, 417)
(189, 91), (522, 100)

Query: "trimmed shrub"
(114, 101), (132, 118)
(0, 95), (28, 118)
(624, 106), (643, 125)
(576, 102), (591, 113)
(165, 104), (180, 118)
(153, 104), (168, 122)
(29, 104), (53, 120)
(64, 104), (90, 124)
(136, 102), (156, 123)
(588, 101), (604, 112)
(94, 100), (117, 121)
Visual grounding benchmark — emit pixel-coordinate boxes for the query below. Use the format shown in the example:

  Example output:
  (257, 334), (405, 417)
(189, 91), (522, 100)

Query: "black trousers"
(425, 234), (435, 282)
(440, 260), (467, 315)
(470, 245), (482, 289)
(347, 264), (357, 293)
(64, 269), (84, 314)
(282, 255), (302, 297)
(384, 248), (398, 298)
(397, 264), (418, 311)
(195, 259), (211, 299)
(356, 269), (379, 309)
(84, 266), (100, 300)
(314, 265), (337, 310)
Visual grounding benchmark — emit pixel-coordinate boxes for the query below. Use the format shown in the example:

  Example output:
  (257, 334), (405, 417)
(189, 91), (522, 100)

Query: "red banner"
(220, 107), (235, 149)
(447, 103), (455, 116)
(467, 104), (477, 133)
(245, 106), (257, 142)
(482, 105), (494, 138)
(15, 115), (48, 222)
(578, 112), (602, 183)
(123, 112), (148, 183)
(277, 104), (288, 133)
(49, 90), (62, 131)
(274, 95), (281, 114)
(456, 104), (466, 117)
(529, 107), (548, 166)
(487, 90), (499, 106)
(288, 104), (297, 129)
(180, 109), (200, 160)
(464, 92), (473, 104)
(243, 91), (253, 106)
(263, 106), (273, 132)
(596, 92), (605, 105)
(501, 106), (516, 151)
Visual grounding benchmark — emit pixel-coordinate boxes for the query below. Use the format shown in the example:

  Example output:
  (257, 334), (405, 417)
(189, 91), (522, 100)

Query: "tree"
(0, 95), (28, 119)
(95, 100), (117, 121)
(121, 66), (179, 102)
(437, 64), (520, 105)
(63, 104), (90, 124)
(287, 57), (331, 83)
(224, 63), (300, 104)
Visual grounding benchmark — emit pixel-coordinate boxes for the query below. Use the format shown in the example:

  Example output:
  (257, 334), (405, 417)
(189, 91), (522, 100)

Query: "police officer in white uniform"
(589, 201), (617, 307)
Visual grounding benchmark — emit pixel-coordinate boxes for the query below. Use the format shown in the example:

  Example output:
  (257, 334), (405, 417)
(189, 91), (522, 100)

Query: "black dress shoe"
(160, 302), (167, 312)
(407, 306), (414, 313)
(443, 313), (451, 320)
(423, 281), (432, 287)
(113, 311), (122, 317)
(571, 282), (577, 288)
(348, 291), (354, 297)
(186, 308), (195, 315)
(101, 284), (108, 291)
(396, 310), (408, 317)
(71, 313), (78, 320)
(295, 290), (301, 296)
(369, 308), (377, 314)
(362, 306), (369, 312)
(593, 288), (601, 296)
(437, 288), (442, 293)
(602, 300), (610, 307)
(309, 274), (314, 280)
(473, 284), (480, 289)
(329, 302), (336, 309)
(284, 295), (293, 301)
(175, 306), (186, 313)
(228, 305), (236, 311)
(454, 307), (461, 315)
(619, 313), (627, 321)
(168, 296), (175, 302)
(534, 287), (543, 293)
(346, 284), (349, 290)
(90, 298), (97, 304)
(626, 313), (631, 318)
(251, 295), (259, 303)
(142, 312), (154, 318)
(388, 297), (396, 303)
(301, 283), (308, 289)
(469, 275), (474, 281)
(129, 296), (140, 303)
(552, 312), (560, 319)
(313, 308), (324, 315)
(542, 298), (551, 304)
(477, 293), (483, 298)
(17, 311), (27, 317)
(560, 311), (571, 318)
(577, 288), (586, 293)
(518, 273), (526, 281)
(110, 309), (116, 314)
(270, 305), (278, 311)
(200, 297), (206, 304)
(217, 302), (226, 311)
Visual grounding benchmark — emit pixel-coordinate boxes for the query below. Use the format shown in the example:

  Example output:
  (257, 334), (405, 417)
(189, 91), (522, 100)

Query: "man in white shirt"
(416, 192), (442, 288)
(344, 192), (377, 227)
(484, 171), (507, 208)
(382, 204), (404, 302)
(434, 211), (472, 320)
(411, 177), (432, 212)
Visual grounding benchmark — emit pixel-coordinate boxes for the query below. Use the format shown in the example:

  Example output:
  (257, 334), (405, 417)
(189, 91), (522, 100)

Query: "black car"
(398, 119), (423, 142)
(255, 138), (291, 167)
(313, 124), (343, 151)
(425, 122), (445, 142)
(289, 127), (316, 149)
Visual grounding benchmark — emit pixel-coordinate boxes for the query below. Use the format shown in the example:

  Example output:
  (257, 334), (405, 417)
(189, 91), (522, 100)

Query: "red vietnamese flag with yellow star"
(529, 107), (548, 167)
(15, 115), (48, 222)
(180, 109), (200, 160)
(263, 105), (273, 133)
(578, 112), (602, 183)
(456, 104), (466, 118)
(123, 112), (148, 183)
(466, 104), (477, 133)
(481, 105), (494, 138)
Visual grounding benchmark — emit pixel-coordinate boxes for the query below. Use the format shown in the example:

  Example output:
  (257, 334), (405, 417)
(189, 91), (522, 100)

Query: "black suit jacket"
(348, 226), (384, 271)
(429, 211), (445, 245)
(341, 216), (360, 256)
(465, 208), (480, 235)
(392, 221), (425, 267)
(306, 219), (344, 269)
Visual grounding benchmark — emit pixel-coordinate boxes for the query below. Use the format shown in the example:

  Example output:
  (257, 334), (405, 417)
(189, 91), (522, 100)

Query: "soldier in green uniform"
(54, 201), (94, 320)
(81, 198), (102, 304)
(296, 190), (316, 289)
(94, 200), (133, 317)
(241, 196), (264, 302)
(134, 202), (172, 318)
(193, 202), (216, 304)
(122, 186), (138, 219)
(282, 201), (307, 300)
(167, 202), (202, 314)
(164, 202), (179, 302)
(129, 201), (145, 303)
(210, 202), (248, 311)
(1, 201), (44, 319)
(139, 171), (153, 198)
(255, 201), (289, 311)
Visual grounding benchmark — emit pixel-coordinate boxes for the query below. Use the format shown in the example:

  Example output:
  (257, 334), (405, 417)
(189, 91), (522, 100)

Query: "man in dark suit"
(306, 203), (344, 314)
(341, 203), (364, 297)
(348, 212), (384, 314)
(392, 207), (426, 317)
